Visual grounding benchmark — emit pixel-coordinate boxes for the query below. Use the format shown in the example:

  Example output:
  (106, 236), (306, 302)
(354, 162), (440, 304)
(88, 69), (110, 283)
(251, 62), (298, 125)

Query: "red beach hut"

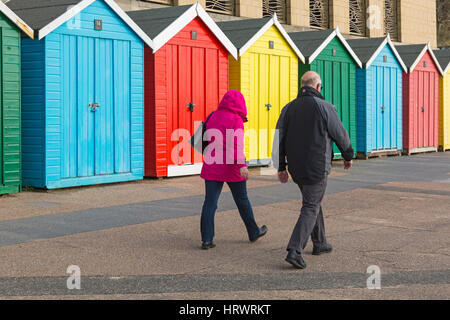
(128, 4), (237, 177)
(396, 43), (444, 154)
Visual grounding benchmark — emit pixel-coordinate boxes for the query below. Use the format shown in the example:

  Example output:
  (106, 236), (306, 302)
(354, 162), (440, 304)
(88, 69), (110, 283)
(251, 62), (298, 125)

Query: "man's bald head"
(301, 71), (322, 89)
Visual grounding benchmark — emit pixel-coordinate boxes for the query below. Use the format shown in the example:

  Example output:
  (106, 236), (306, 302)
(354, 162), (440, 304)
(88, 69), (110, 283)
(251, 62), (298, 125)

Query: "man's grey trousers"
(287, 176), (328, 254)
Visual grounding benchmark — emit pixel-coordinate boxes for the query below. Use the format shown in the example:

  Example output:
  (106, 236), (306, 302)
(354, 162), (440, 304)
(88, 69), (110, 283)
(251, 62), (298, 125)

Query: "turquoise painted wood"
(21, 0), (144, 189)
(356, 45), (403, 155)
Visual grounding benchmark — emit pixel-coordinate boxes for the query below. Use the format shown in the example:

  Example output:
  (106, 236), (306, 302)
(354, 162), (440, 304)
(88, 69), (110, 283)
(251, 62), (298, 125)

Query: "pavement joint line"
(363, 185), (450, 197)
(0, 269), (448, 297)
(0, 154), (449, 248)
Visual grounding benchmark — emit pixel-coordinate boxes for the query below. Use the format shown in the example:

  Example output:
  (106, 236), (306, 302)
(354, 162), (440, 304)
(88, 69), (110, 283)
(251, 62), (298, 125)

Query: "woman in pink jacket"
(200, 90), (268, 249)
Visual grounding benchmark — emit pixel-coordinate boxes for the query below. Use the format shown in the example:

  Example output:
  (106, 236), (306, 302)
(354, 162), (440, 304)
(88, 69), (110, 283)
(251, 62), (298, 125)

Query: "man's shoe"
(312, 243), (333, 255)
(249, 225), (268, 242)
(201, 241), (216, 250)
(285, 250), (306, 269)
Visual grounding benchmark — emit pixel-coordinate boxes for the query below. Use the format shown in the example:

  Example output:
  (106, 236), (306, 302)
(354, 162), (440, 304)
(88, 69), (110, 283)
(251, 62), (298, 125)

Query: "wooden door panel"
(75, 36), (95, 178)
(258, 54), (269, 160)
(191, 47), (206, 164)
(113, 39), (131, 173)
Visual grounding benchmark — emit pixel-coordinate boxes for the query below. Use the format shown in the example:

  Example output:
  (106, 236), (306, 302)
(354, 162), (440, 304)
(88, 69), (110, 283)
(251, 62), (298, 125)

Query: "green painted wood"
(0, 12), (21, 194)
(299, 37), (357, 159)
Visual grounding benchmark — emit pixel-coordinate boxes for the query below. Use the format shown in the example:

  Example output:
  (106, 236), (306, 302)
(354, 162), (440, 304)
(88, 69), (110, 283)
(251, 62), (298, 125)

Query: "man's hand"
(278, 170), (289, 183)
(344, 160), (353, 170)
(240, 167), (249, 180)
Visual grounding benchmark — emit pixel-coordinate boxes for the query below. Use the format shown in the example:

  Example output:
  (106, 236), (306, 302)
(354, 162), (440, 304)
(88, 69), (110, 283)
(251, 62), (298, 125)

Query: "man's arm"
(271, 103), (290, 171)
(325, 105), (354, 162)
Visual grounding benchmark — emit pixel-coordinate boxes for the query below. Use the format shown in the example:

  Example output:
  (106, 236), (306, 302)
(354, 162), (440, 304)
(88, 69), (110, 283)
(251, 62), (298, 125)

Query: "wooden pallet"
(357, 149), (402, 160)
(402, 146), (438, 156)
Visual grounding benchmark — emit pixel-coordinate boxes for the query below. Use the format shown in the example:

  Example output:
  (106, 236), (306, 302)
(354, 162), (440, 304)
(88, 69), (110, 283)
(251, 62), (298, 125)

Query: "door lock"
(421, 106), (425, 113)
(89, 103), (100, 112)
(187, 103), (195, 113)
(380, 106), (385, 113)
(265, 104), (272, 111)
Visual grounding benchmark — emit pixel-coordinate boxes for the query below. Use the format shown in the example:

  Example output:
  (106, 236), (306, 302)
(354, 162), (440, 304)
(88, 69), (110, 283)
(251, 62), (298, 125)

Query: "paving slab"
(0, 152), (449, 299)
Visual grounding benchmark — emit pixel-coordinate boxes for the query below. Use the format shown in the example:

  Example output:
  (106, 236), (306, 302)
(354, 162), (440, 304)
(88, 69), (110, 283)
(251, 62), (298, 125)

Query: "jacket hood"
(218, 90), (248, 121)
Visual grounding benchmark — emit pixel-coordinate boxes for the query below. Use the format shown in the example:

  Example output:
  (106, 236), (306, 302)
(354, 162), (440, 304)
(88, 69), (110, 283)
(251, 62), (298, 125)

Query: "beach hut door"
(374, 67), (393, 150)
(61, 36), (131, 178)
(415, 70), (435, 148)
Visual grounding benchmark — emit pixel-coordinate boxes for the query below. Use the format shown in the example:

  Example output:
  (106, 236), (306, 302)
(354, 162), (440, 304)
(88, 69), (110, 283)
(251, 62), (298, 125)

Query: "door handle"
(187, 103), (195, 113)
(89, 103), (100, 112)
(265, 104), (272, 111)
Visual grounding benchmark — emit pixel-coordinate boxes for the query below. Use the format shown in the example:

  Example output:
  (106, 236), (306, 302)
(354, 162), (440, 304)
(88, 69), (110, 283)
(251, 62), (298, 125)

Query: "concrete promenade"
(0, 152), (449, 299)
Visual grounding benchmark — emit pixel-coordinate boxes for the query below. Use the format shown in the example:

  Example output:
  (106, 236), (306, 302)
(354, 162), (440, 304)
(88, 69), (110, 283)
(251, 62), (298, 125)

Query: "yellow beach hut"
(433, 49), (450, 151)
(217, 15), (305, 165)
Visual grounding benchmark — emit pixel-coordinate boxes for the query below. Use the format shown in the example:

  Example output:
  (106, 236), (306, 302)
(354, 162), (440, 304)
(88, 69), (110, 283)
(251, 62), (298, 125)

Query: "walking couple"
(198, 71), (354, 269)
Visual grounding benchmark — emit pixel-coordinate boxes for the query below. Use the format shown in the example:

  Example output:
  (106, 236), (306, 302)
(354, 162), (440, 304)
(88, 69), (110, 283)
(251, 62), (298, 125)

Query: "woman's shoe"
(249, 225), (268, 242)
(201, 241), (216, 250)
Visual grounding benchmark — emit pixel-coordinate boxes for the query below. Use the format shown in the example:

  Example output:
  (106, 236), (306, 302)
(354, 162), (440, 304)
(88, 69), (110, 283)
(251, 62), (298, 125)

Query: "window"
(263, 0), (287, 24)
(384, 0), (399, 41)
(310, 0), (329, 29)
(349, 0), (366, 36)
(206, 0), (235, 15)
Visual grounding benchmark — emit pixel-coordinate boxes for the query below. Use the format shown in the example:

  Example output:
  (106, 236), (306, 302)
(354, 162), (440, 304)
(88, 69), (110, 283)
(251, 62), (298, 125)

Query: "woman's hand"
(240, 167), (249, 180)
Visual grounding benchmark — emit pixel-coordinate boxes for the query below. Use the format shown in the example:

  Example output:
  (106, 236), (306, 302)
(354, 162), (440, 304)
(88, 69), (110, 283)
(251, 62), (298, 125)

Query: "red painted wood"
(402, 51), (440, 151)
(144, 18), (229, 177)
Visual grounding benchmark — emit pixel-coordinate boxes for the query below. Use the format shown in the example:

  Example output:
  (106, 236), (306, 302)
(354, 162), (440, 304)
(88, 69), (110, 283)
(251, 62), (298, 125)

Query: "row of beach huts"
(0, 0), (448, 193)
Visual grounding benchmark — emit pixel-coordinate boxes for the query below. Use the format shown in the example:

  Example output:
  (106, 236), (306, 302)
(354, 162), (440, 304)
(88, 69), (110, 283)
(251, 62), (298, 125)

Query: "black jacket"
(272, 86), (354, 185)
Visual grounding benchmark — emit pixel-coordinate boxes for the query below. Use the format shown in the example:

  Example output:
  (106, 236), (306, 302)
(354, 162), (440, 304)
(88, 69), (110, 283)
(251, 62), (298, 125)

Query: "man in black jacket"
(272, 71), (354, 269)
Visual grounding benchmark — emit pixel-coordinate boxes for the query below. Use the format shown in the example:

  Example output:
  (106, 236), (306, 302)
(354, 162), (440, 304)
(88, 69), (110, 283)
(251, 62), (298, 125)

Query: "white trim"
(363, 37), (388, 69)
(427, 42), (445, 76)
(195, 3), (238, 59)
(151, 4), (197, 53)
(237, 15), (305, 62)
(334, 27), (362, 68)
(167, 163), (203, 177)
(436, 51), (450, 75)
(307, 27), (362, 67)
(408, 44), (428, 73)
(386, 35), (408, 73)
(238, 18), (273, 57)
(362, 36), (408, 73)
(151, 3), (238, 59)
(443, 63), (450, 76)
(0, 1), (34, 38)
(36, 0), (153, 48)
(273, 17), (305, 62)
(407, 43), (444, 75)
(104, 0), (153, 48)
(38, 0), (95, 39)
(308, 30), (336, 64)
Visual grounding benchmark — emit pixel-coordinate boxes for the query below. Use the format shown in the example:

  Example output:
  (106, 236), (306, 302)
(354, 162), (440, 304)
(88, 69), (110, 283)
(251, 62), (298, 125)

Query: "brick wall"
(0, 0), (438, 46)
(398, 0), (437, 47)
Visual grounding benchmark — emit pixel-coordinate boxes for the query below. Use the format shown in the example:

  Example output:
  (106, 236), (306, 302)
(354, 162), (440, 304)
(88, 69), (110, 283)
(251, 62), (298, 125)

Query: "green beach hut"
(289, 28), (362, 158)
(0, 2), (33, 194)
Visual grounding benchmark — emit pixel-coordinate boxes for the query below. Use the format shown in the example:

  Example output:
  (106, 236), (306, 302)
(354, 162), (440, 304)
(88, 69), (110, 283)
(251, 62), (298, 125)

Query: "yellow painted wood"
(229, 25), (298, 163)
(439, 72), (450, 150)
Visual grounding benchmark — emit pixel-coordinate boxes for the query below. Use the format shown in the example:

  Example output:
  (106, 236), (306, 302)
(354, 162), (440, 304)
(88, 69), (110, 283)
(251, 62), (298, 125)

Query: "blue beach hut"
(347, 36), (407, 158)
(6, 0), (152, 189)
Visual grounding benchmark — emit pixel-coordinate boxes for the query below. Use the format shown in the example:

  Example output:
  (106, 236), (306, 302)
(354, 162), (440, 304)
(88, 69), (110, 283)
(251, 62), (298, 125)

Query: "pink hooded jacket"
(200, 90), (248, 182)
